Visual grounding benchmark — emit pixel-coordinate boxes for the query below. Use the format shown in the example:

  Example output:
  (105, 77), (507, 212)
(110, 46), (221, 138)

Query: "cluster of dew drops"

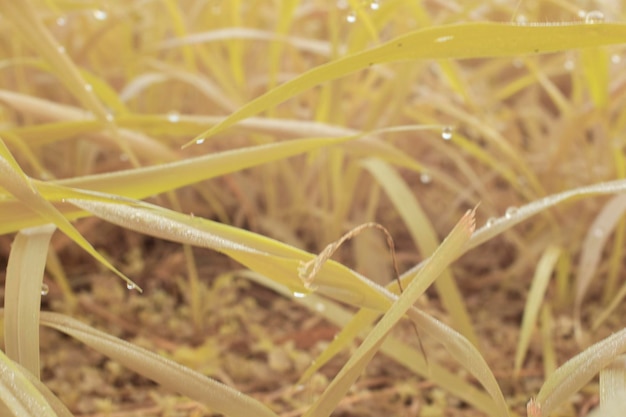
(339, 0), (381, 23)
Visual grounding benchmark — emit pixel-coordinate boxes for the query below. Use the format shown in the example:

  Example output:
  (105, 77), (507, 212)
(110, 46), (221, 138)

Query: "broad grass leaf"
(190, 22), (626, 144)
(68, 196), (392, 310)
(39, 312), (279, 417)
(4, 225), (56, 379)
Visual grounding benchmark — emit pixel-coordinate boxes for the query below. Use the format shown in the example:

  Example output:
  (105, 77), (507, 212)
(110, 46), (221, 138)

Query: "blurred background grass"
(1, 0), (626, 416)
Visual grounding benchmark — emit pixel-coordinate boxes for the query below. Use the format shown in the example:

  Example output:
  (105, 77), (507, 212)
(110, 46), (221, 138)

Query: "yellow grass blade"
(0, 138), (139, 291)
(4, 224), (56, 379)
(406, 308), (510, 417)
(594, 357), (626, 417)
(40, 312), (279, 417)
(0, 349), (57, 417)
(534, 327), (626, 416)
(363, 158), (479, 347)
(0, 0), (112, 124)
(245, 277), (502, 416)
(302, 209), (478, 417)
(0, 90), (174, 162)
(574, 194), (626, 328)
(188, 22), (626, 144)
(9, 361), (73, 417)
(0, 135), (355, 234)
(514, 245), (561, 374)
(580, 47), (609, 108)
(68, 195), (392, 310)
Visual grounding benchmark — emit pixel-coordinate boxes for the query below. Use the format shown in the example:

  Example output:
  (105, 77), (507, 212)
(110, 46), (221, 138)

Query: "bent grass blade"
(242, 270), (502, 417)
(0, 137), (139, 291)
(39, 312), (279, 417)
(363, 158), (479, 347)
(188, 22), (626, 145)
(533, 327), (626, 416)
(301, 209), (488, 417)
(68, 195), (391, 310)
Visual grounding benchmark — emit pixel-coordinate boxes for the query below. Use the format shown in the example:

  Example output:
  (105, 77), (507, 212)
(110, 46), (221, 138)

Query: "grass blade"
(39, 312), (279, 417)
(363, 158), (479, 347)
(514, 245), (561, 374)
(534, 327), (626, 416)
(4, 224), (56, 379)
(0, 137), (139, 291)
(0, 349), (57, 417)
(189, 22), (626, 144)
(302, 208), (477, 417)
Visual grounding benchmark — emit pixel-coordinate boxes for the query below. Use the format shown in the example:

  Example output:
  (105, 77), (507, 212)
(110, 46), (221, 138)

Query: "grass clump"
(1, 1), (626, 416)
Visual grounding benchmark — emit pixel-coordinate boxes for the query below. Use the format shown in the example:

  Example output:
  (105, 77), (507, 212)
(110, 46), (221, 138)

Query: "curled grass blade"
(39, 312), (279, 417)
(68, 195), (391, 310)
(243, 271), (503, 416)
(189, 22), (626, 144)
(4, 224), (56, 379)
(302, 209), (479, 417)
(363, 158), (479, 347)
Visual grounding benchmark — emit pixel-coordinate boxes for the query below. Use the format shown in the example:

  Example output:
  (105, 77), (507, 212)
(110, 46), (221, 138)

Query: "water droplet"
(611, 54), (621, 64)
(167, 111), (180, 123)
(56, 16), (67, 26)
(370, 0), (380, 10)
(315, 302), (326, 312)
(346, 11), (357, 23)
(420, 173), (432, 184)
(592, 227), (605, 238)
(56, 45), (66, 54)
(41, 283), (49, 296)
(585, 10), (605, 24)
(84, 84), (93, 92)
(441, 126), (453, 140)
(505, 206), (518, 218)
(105, 112), (114, 122)
(93, 9), (108, 21)
(563, 59), (575, 71)
(515, 15), (528, 25)
(485, 217), (497, 227)
(293, 291), (307, 298)
(126, 282), (136, 290)
(196, 138), (206, 145)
